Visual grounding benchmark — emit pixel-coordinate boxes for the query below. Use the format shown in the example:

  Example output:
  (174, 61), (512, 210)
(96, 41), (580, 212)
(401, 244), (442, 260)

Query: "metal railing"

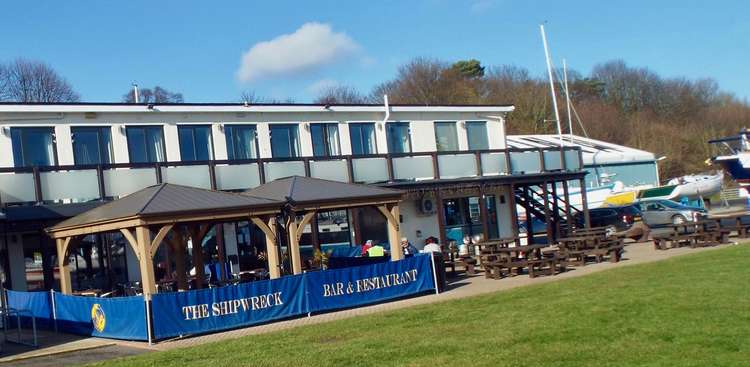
(0, 146), (583, 205)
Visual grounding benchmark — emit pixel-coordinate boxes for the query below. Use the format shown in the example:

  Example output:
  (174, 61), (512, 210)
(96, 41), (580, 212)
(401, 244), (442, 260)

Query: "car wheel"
(672, 215), (687, 225)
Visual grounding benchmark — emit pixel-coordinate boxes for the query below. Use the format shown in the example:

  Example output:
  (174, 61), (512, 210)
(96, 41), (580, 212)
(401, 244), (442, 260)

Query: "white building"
(0, 102), (591, 292)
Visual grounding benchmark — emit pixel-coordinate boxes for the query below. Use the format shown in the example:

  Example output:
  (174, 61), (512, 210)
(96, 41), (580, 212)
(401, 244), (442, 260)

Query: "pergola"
(46, 177), (405, 298)
(46, 183), (283, 298)
(242, 176), (405, 275)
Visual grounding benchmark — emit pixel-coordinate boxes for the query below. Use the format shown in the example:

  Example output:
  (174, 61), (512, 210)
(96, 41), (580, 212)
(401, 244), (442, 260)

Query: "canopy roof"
(47, 183), (282, 235)
(243, 176), (403, 210)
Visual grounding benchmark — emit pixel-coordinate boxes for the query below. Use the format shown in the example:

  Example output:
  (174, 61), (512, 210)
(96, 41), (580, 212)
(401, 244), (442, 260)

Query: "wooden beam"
(135, 226), (157, 298)
(579, 178), (591, 228)
(167, 229), (188, 291)
(376, 205), (398, 227)
(251, 216), (281, 279)
(119, 228), (140, 261)
(387, 204), (402, 260)
(287, 219), (303, 275)
(149, 224), (174, 258)
(295, 211), (316, 242)
(563, 180), (573, 230)
(541, 182), (554, 245)
(187, 225), (206, 289)
(56, 238), (73, 294)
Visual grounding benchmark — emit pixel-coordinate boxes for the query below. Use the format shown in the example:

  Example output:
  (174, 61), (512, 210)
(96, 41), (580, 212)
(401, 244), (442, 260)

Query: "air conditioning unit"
(419, 194), (437, 215)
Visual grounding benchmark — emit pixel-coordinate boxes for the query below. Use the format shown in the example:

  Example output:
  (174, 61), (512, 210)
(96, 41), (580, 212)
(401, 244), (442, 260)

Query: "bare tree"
(0, 58), (80, 102)
(238, 90), (295, 104)
(123, 86), (183, 103)
(314, 85), (366, 104)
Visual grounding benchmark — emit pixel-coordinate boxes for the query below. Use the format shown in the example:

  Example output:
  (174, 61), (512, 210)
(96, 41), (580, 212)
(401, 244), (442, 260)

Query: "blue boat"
(709, 130), (750, 186)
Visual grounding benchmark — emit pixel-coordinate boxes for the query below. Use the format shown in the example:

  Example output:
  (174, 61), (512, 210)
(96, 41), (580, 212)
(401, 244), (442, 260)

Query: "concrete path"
(1, 239), (741, 366)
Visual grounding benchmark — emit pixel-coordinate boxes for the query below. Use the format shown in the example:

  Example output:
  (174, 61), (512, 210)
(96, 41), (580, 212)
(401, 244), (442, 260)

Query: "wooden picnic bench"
(653, 219), (731, 250)
(479, 242), (563, 279)
(557, 226), (624, 265)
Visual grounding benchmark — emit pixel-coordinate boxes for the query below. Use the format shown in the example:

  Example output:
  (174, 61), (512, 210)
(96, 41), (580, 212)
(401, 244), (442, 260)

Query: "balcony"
(0, 147), (583, 205)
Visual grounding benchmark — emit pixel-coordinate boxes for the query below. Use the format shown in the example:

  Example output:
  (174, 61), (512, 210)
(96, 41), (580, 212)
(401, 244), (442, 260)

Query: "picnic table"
(556, 227), (624, 265)
(652, 219), (731, 250)
(478, 240), (564, 279)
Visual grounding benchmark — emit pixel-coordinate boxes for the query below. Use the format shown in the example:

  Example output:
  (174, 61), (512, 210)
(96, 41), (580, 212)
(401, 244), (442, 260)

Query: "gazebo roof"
(48, 183), (282, 233)
(243, 176), (403, 210)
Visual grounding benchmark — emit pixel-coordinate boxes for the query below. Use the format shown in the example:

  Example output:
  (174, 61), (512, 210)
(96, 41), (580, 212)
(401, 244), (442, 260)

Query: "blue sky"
(2, 0), (748, 102)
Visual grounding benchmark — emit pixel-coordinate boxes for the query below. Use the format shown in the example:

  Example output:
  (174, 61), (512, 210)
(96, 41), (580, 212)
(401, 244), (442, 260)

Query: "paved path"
(1, 239), (740, 365)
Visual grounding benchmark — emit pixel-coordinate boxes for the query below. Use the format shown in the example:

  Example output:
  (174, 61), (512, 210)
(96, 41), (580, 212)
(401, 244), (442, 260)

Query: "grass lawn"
(94, 244), (750, 366)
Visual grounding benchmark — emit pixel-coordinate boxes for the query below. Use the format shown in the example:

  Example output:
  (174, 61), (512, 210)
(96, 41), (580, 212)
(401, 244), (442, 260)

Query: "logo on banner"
(91, 304), (106, 332)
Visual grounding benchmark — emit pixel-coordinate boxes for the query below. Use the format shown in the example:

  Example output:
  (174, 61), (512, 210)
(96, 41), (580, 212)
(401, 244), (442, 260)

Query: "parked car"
(574, 205), (643, 232)
(634, 199), (707, 227)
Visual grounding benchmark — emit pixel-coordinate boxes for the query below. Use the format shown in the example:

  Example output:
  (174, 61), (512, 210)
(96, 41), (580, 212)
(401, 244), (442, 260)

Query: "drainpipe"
(382, 94), (390, 127)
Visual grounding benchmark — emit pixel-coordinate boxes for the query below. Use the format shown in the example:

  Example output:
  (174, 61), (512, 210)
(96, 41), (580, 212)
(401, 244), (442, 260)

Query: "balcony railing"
(0, 147), (583, 205)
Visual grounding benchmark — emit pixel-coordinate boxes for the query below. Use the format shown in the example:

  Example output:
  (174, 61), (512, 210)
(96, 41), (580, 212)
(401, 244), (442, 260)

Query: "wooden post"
(541, 182), (554, 245)
(579, 178), (591, 228)
(169, 229), (188, 291)
(288, 212), (316, 275)
(187, 224), (212, 289)
(251, 216), (281, 279)
(135, 226), (157, 298)
(55, 237), (73, 294)
(523, 186), (534, 244)
(508, 184), (520, 246)
(215, 224), (226, 280)
(479, 186), (490, 241)
(435, 191), (446, 246)
(377, 204), (402, 261)
(563, 180), (573, 230)
(551, 181), (561, 239)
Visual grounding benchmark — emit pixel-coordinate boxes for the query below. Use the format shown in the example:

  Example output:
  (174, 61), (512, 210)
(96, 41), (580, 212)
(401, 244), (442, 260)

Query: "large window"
(225, 125), (258, 160)
(72, 127), (113, 165)
(126, 126), (165, 163)
(11, 127), (57, 167)
(386, 122), (411, 153)
(310, 123), (341, 157)
(178, 125), (213, 161)
(270, 124), (300, 158)
(466, 121), (489, 150)
(349, 123), (377, 155)
(434, 122), (459, 151)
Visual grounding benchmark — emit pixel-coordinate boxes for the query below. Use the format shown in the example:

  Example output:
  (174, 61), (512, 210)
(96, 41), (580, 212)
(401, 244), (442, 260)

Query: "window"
(349, 123), (377, 155)
(434, 122), (458, 151)
(466, 121), (489, 150)
(310, 123), (341, 157)
(386, 122), (411, 153)
(11, 127), (57, 167)
(225, 125), (258, 160)
(126, 126), (165, 163)
(178, 125), (213, 161)
(270, 124), (300, 158)
(72, 127), (113, 165)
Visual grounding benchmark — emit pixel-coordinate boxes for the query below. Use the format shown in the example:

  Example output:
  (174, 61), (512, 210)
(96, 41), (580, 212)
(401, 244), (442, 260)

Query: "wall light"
(0, 126), (8, 136)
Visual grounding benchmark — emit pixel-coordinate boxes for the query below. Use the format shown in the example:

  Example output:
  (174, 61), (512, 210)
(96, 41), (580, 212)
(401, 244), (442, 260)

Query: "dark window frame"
(177, 124), (215, 161)
(465, 120), (489, 151)
(310, 122), (342, 157)
(225, 124), (259, 160)
(10, 126), (58, 167)
(348, 122), (378, 155)
(71, 126), (113, 165)
(269, 124), (301, 158)
(434, 121), (459, 152)
(385, 121), (412, 154)
(125, 125), (167, 164)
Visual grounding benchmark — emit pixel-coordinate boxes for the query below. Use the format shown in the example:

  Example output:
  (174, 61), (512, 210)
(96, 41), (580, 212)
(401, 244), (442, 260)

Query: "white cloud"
(236, 23), (359, 83)
(470, 0), (495, 13)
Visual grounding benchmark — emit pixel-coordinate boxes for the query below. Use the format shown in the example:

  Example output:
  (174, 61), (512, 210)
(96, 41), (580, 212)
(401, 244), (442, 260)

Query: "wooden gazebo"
(46, 183), (283, 297)
(243, 176), (405, 275)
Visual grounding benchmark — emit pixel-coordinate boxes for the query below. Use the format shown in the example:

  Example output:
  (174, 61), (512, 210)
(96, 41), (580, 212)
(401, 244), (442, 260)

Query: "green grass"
(94, 245), (750, 367)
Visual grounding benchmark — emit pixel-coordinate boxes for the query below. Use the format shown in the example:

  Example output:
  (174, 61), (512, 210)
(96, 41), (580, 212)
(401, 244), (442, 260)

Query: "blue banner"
(151, 274), (307, 340)
(306, 254), (435, 313)
(6, 290), (54, 329)
(54, 293), (148, 341)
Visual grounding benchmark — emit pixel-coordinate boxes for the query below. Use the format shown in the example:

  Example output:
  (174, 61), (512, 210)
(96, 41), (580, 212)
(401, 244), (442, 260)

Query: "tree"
(370, 57), (480, 104)
(451, 59), (485, 78)
(122, 86), (183, 103)
(0, 58), (80, 102)
(314, 85), (366, 104)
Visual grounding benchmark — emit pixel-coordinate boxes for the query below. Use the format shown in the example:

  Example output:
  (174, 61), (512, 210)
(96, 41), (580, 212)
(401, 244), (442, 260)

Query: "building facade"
(0, 103), (587, 292)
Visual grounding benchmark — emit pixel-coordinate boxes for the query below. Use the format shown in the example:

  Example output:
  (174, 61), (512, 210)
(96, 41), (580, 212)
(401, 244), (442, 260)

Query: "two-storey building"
(0, 102), (589, 292)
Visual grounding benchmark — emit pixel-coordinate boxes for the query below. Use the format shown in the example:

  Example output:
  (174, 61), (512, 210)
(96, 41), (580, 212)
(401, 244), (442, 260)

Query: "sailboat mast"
(540, 24), (563, 147)
(563, 59), (573, 142)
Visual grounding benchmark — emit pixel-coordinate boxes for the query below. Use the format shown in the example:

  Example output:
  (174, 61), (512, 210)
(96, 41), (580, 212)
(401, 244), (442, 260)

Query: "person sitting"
(421, 237), (442, 253)
(367, 243), (385, 257)
(400, 237), (418, 256)
(361, 240), (373, 256)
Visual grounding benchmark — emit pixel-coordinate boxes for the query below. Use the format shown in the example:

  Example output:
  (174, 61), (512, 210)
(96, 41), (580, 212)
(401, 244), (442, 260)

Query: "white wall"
(399, 199), (441, 250)
(212, 123), (228, 160)
(409, 121), (437, 152)
(491, 185), (515, 238)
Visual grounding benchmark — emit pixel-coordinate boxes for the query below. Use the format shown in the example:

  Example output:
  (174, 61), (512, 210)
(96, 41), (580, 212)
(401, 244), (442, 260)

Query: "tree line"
(2, 57), (748, 180)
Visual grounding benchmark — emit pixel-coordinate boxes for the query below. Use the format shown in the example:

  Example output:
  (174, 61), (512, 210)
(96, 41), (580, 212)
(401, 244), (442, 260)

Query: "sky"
(1, 0), (748, 103)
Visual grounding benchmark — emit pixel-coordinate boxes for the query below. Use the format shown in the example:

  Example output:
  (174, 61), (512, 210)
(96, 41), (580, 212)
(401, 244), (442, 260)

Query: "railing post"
(257, 159), (266, 184)
(303, 158), (311, 177)
(505, 150), (513, 175)
(154, 163), (163, 184)
(96, 165), (106, 200)
(578, 148), (584, 171)
(538, 148), (546, 172)
(386, 156), (394, 182)
(431, 153), (440, 179)
(32, 166), (43, 204)
(474, 151), (483, 177)
(208, 161), (217, 190)
(346, 157), (354, 183)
